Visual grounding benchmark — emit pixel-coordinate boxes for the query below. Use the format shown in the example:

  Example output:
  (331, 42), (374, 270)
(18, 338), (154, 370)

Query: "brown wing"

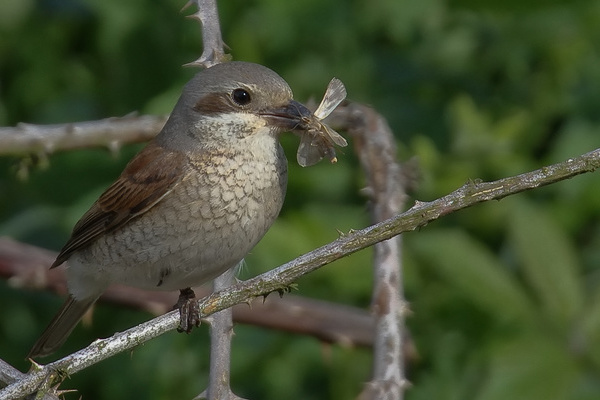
(51, 142), (188, 268)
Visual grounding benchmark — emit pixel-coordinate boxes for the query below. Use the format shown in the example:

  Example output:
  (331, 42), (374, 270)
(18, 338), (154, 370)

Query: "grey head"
(157, 61), (313, 150)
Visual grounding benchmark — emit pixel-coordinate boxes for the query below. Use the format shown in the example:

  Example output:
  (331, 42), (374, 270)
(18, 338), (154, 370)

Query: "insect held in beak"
(296, 78), (348, 167)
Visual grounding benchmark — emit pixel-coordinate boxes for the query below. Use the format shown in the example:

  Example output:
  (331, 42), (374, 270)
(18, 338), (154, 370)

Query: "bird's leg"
(176, 287), (201, 333)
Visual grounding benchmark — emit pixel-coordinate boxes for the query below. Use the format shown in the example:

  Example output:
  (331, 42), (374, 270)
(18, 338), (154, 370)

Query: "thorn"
(180, 0), (193, 12)
(399, 300), (412, 317)
(43, 142), (55, 155)
(55, 387), (79, 397)
(400, 378), (413, 389)
(56, 366), (71, 380)
(360, 186), (374, 199)
(412, 200), (427, 208)
(184, 52), (232, 69)
(123, 111), (139, 118)
(36, 151), (50, 170)
(259, 284), (298, 302)
(28, 358), (43, 371)
(107, 140), (121, 156)
(183, 58), (203, 68)
(16, 158), (30, 181)
(185, 12), (202, 21)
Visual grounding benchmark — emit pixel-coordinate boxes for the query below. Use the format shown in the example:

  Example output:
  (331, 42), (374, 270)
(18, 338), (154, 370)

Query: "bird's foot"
(175, 287), (201, 333)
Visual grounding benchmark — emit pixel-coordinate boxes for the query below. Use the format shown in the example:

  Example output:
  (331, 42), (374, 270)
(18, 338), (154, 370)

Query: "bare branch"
(343, 104), (409, 399)
(0, 359), (23, 387)
(181, 3), (235, 395)
(0, 237), (375, 348)
(0, 114), (166, 157)
(0, 359), (59, 400)
(183, 0), (231, 68)
(196, 269), (247, 400)
(2, 148), (598, 399)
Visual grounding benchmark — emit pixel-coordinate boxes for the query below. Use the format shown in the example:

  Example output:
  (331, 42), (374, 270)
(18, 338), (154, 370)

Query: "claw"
(175, 288), (201, 333)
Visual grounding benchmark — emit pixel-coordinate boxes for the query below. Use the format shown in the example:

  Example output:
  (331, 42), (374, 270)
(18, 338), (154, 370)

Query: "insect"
(296, 78), (348, 167)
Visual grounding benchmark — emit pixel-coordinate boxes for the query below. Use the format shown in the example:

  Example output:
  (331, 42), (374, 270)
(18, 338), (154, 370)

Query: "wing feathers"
(51, 143), (188, 268)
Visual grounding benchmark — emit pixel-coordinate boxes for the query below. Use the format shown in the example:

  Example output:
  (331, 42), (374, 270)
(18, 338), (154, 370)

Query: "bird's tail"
(28, 295), (98, 359)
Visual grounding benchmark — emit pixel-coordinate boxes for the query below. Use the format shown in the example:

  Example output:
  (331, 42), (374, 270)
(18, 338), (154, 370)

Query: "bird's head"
(157, 61), (315, 151)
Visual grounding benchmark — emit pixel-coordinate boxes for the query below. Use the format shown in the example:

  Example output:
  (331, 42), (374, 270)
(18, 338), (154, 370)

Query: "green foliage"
(1, 0), (600, 399)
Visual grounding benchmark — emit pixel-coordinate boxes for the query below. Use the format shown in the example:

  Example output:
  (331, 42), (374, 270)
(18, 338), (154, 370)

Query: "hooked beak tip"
(260, 100), (315, 131)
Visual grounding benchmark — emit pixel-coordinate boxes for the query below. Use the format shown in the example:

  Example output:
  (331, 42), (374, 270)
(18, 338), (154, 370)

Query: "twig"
(0, 359), (23, 387)
(0, 114), (166, 156)
(183, 0), (231, 68)
(0, 359), (59, 400)
(196, 269), (247, 400)
(2, 148), (598, 399)
(0, 237), (376, 348)
(344, 104), (408, 399)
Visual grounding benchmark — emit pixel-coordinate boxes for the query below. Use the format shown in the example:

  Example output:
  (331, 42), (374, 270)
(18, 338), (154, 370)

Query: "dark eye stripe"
(193, 93), (232, 114)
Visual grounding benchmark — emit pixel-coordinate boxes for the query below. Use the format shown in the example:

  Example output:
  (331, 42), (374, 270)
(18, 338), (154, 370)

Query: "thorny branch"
(0, 114), (166, 157)
(196, 269), (246, 400)
(1, 0), (600, 396)
(338, 104), (409, 400)
(183, 0), (230, 68)
(1, 147), (599, 399)
(0, 359), (59, 400)
(0, 237), (376, 348)
(183, 1), (241, 398)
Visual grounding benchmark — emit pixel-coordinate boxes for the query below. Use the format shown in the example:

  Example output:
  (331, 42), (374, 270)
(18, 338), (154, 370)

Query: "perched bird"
(28, 61), (317, 358)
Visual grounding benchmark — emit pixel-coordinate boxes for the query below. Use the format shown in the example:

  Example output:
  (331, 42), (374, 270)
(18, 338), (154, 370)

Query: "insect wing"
(322, 123), (348, 147)
(297, 133), (325, 167)
(296, 77), (347, 167)
(314, 78), (347, 120)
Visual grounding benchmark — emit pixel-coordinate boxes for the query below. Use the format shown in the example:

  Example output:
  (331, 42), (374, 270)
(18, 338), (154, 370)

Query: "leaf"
(411, 229), (535, 323)
(578, 289), (600, 368)
(478, 334), (579, 400)
(508, 200), (584, 326)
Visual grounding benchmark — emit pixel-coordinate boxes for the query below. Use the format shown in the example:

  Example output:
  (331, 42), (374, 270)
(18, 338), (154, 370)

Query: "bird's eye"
(231, 88), (251, 106)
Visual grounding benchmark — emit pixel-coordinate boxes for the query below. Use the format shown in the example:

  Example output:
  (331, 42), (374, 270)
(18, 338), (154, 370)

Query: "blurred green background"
(1, 0), (600, 399)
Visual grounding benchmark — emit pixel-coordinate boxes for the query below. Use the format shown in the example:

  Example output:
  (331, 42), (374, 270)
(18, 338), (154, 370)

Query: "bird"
(28, 61), (317, 359)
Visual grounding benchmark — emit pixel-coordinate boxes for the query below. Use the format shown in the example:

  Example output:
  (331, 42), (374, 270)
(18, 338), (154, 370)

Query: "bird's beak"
(260, 100), (315, 132)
